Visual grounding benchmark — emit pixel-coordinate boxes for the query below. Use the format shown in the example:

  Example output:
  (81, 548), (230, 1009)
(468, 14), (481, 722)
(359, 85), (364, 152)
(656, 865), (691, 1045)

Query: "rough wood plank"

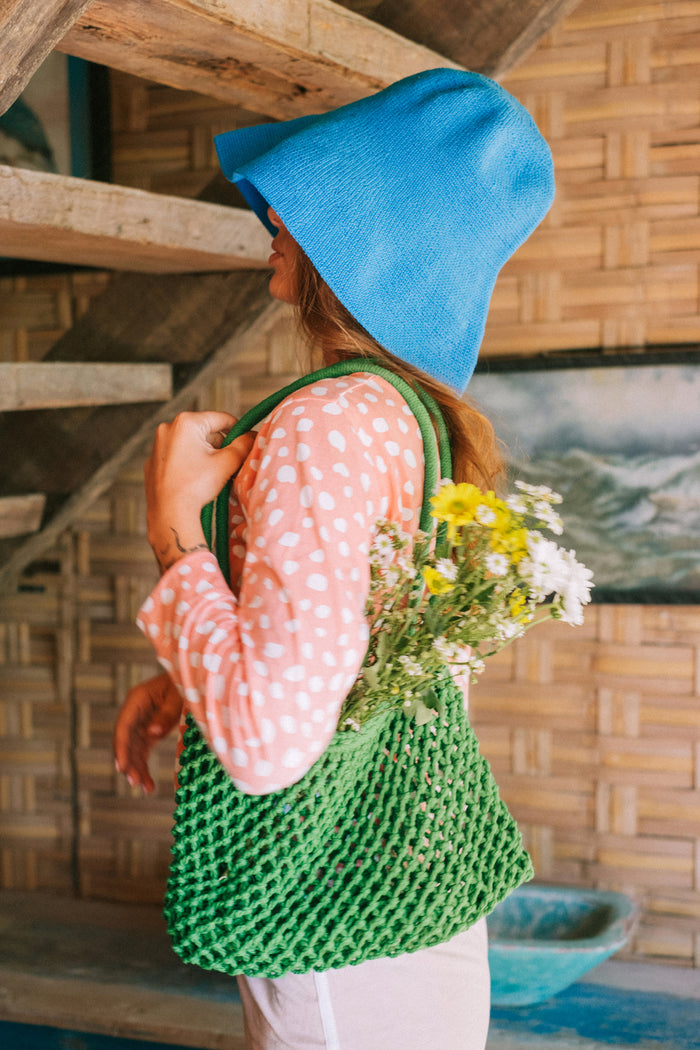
(0, 0), (93, 116)
(0, 165), (271, 273)
(58, 0), (459, 120)
(0, 495), (46, 539)
(0, 363), (173, 411)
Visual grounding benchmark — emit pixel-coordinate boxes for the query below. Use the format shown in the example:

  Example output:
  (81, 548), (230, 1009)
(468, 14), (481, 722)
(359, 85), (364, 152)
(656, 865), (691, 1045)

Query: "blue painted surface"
(67, 57), (92, 178)
(488, 885), (638, 1005)
(490, 982), (700, 1048)
(5, 986), (700, 1050)
(0, 1021), (186, 1050)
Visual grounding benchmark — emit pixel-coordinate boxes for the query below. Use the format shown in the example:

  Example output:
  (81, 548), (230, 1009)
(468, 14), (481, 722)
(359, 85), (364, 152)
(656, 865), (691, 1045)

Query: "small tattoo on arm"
(171, 528), (209, 556)
(154, 529), (208, 574)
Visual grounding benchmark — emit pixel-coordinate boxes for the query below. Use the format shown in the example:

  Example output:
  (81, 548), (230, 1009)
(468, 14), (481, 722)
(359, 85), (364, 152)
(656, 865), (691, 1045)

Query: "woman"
(114, 68), (554, 1049)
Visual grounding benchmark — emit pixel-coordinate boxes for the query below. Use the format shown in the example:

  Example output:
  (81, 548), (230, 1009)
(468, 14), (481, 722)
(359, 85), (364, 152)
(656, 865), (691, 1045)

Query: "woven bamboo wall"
(0, 272), (111, 363)
(471, 609), (700, 967)
(0, 270), (109, 893)
(0, 0), (699, 966)
(487, 0), (700, 355)
(0, 544), (74, 893)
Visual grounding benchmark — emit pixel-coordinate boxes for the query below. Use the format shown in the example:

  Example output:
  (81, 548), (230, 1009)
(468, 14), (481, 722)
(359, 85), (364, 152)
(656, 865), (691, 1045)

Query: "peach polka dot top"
(137, 371), (427, 795)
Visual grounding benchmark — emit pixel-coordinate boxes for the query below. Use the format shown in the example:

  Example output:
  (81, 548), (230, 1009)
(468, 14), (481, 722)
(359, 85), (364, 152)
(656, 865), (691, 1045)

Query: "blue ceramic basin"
(487, 884), (638, 1006)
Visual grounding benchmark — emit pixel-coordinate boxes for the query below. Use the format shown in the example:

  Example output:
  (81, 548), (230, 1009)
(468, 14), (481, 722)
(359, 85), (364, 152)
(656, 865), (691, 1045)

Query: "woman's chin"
(269, 275), (299, 305)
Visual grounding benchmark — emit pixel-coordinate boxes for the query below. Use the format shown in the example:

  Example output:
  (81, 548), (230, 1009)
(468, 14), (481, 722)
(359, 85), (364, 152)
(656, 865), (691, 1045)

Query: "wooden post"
(0, 0), (94, 115)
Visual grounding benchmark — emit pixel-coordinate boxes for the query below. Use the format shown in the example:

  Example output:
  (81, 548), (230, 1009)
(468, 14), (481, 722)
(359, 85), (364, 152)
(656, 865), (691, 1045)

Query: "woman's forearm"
(147, 501), (209, 575)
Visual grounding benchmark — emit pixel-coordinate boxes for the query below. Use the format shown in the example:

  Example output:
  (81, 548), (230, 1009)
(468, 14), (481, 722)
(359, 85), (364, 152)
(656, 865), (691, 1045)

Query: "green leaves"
(401, 694), (439, 726)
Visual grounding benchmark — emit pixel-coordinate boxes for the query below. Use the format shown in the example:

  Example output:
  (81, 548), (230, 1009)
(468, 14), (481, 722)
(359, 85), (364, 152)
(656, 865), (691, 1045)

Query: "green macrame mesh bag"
(164, 360), (533, 978)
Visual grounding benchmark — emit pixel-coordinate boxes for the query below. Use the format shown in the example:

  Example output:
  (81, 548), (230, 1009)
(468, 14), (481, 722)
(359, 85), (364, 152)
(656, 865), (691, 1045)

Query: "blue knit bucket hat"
(215, 68), (554, 393)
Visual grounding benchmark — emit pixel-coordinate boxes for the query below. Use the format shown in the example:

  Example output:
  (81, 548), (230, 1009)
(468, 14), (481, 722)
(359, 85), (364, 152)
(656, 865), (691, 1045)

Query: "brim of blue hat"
(215, 118), (316, 234)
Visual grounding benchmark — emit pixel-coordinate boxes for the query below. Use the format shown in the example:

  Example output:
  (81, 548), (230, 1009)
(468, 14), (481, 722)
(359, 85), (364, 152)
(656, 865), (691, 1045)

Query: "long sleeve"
(137, 372), (424, 794)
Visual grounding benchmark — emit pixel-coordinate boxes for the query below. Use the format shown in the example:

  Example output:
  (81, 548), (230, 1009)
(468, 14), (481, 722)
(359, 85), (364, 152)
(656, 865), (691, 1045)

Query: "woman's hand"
(113, 672), (184, 793)
(145, 411), (255, 573)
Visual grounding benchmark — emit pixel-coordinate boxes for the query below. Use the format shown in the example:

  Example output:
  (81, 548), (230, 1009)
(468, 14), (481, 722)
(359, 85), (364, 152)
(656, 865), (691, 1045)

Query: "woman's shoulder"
(261, 370), (418, 435)
(235, 367), (425, 529)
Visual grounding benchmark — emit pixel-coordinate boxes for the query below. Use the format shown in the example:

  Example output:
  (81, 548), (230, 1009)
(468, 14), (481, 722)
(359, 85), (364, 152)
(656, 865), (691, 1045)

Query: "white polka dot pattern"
(137, 373), (423, 794)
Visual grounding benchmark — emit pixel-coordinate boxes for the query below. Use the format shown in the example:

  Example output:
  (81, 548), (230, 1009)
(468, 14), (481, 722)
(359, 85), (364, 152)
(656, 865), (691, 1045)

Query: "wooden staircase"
(0, 0), (578, 586)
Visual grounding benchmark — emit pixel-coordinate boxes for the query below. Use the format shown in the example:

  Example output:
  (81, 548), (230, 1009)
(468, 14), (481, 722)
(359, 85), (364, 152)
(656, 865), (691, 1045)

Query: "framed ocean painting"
(469, 353), (700, 603)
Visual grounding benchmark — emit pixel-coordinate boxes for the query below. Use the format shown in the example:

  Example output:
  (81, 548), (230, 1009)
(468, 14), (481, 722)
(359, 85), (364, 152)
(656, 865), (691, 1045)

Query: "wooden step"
(0, 362), (173, 411)
(0, 165), (271, 272)
(0, 495), (46, 539)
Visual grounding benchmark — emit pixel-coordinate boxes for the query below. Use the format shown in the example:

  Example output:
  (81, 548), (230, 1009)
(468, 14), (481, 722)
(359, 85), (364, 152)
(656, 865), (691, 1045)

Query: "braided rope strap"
(164, 360), (533, 977)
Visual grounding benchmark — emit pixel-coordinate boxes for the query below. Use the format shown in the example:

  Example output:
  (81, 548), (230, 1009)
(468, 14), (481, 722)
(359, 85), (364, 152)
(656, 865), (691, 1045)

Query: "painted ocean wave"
(509, 446), (700, 597)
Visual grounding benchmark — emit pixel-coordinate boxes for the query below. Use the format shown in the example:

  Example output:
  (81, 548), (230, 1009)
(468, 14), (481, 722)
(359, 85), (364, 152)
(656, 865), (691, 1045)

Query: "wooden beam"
(341, 0), (583, 79)
(58, 0), (458, 120)
(0, 495), (46, 539)
(0, 0), (93, 116)
(0, 363), (173, 411)
(0, 165), (271, 273)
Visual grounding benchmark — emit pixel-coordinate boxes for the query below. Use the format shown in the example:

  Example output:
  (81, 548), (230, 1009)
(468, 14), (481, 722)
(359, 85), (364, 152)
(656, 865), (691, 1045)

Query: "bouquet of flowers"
(338, 480), (593, 731)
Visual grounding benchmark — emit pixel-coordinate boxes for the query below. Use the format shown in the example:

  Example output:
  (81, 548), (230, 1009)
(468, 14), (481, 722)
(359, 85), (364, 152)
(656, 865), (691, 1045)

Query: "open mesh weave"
(164, 361), (533, 977)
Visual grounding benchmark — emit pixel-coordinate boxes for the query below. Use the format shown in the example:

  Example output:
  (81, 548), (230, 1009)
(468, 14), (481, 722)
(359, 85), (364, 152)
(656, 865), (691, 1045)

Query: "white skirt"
(236, 918), (491, 1050)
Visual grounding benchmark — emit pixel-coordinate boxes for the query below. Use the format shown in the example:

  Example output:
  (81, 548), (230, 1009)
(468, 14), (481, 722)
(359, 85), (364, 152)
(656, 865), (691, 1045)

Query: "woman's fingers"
(189, 410), (238, 438)
(114, 711), (157, 793)
(113, 673), (183, 794)
(208, 429), (228, 450)
(158, 410), (238, 451)
(217, 430), (257, 473)
(113, 687), (155, 791)
(146, 412), (255, 502)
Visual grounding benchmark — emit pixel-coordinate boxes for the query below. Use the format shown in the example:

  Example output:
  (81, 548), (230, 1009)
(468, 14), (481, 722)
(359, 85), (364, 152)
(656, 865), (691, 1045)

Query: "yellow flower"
(509, 589), (527, 618)
(490, 526), (529, 564)
(476, 492), (518, 534)
(430, 483), (482, 527)
(423, 566), (455, 595)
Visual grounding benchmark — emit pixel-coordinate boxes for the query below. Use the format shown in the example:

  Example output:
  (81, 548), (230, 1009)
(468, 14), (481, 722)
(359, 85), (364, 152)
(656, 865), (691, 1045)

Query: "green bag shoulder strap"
(201, 359), (452, 581)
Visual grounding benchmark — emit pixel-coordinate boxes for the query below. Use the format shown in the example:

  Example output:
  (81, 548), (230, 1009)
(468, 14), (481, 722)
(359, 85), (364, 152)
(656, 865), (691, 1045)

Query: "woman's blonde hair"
(293, 249), (504, 491)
